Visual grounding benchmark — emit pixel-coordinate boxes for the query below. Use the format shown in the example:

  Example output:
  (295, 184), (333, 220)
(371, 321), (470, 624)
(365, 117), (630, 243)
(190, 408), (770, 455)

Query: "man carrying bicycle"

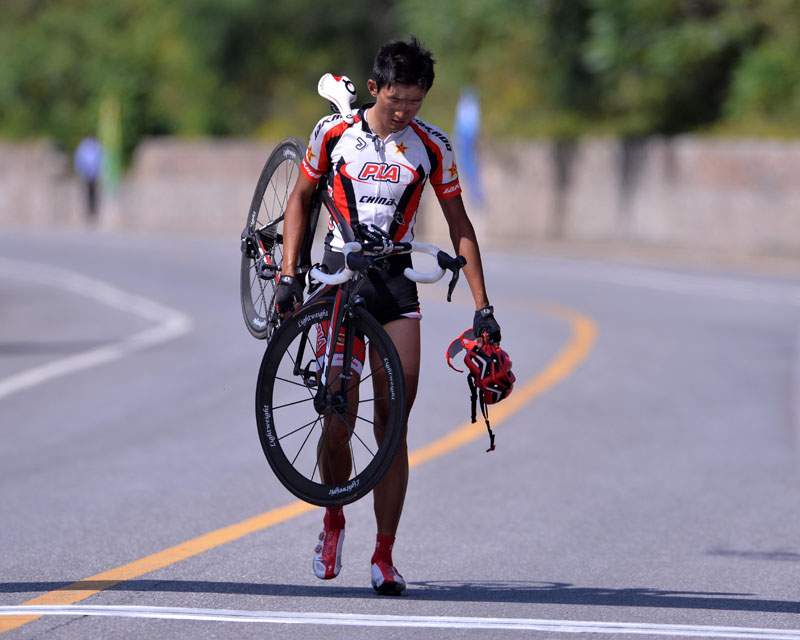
(277, 36), (502, 595)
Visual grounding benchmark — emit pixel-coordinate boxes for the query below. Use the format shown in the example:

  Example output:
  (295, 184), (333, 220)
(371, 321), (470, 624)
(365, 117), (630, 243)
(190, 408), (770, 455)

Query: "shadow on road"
(2, 579), (798, 613)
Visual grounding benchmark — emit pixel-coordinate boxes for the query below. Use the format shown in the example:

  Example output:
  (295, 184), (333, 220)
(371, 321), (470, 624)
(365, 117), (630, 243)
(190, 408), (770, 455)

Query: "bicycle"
(255, 229), (465, 506)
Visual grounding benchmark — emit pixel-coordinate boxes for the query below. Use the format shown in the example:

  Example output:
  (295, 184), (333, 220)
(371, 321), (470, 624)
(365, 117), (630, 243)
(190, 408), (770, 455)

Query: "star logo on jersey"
(305, 149), (316, 163)
(394, 142), (408, 155)
(447, 162), (458, 179)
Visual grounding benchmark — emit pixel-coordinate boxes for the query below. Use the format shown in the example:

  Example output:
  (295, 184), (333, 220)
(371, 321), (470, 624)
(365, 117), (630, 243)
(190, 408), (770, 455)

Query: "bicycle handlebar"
(403, 242), (448, 283)
(309, 241), (465, 288)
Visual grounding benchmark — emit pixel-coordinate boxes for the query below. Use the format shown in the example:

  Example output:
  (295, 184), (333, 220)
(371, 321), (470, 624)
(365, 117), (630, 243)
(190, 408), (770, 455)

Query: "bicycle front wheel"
(255, 299), (406, 506)
(240, 138), (304, 340)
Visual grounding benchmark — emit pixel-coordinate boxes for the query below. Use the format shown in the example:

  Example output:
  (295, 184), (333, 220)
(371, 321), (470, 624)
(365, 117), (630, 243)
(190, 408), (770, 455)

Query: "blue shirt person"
(73, 136), (103, 220)
(454, 87), (484, 209)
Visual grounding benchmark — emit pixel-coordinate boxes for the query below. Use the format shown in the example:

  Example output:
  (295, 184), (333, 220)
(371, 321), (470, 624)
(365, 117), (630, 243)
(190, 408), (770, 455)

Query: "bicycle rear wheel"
(256, 299), (406, 506)
(240, 138), (304, 340)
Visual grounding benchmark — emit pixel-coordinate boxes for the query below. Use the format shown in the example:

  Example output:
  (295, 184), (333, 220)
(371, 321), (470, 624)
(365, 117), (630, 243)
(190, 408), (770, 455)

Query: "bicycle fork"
(314, 287), (361, 484)
(314, 286), (356, 411)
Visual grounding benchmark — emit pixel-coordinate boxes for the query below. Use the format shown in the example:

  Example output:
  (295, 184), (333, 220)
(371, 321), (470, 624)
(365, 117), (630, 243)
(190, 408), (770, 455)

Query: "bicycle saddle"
(318, 73), (358, 124)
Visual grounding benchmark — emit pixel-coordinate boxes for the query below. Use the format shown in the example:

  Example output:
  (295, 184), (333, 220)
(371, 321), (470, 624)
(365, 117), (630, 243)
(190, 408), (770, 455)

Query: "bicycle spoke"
(345, 367), (378, 396)
(314, 415), (336, 484)
(272, 394), (317, 410)
(353, 411), (385, 430)
(273, 375), (317, 392)
(348, 426), (359, 478)
(266, 164), (294, 213)
(279, 415), (321, 442)
(341, 409), (386, 438)
(254, 283), (266, 313)
(336, 340), (380, 395)
(249, 263), (269, 315)
(282, 332), (318, 401)
(317, 409), (357, 483)
(261, 192), (276, 219)
(289, 414), (323, 467)
(260, 216), (284, 231)
(342, 413), (377, 457)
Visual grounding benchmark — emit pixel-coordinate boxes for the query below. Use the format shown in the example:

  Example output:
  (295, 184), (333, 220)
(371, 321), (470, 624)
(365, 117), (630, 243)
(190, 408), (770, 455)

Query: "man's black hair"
(372, 35), (435, 93)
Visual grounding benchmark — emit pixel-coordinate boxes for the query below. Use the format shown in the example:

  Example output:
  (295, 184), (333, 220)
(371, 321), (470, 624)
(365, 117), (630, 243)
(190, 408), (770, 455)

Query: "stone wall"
(422, 136), (800, 258)
(115, 138), (271, 236)
(2, 136), (799, 259)
(0, 142), (83, 228)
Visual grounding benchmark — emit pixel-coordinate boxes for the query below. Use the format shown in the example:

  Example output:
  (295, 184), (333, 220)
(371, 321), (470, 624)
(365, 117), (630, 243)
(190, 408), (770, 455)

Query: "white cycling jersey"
(301, 104), (462, 250)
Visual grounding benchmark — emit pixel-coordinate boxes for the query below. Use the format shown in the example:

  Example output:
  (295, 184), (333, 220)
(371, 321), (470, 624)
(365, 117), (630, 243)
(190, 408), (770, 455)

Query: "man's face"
(368, 80), (426, 133)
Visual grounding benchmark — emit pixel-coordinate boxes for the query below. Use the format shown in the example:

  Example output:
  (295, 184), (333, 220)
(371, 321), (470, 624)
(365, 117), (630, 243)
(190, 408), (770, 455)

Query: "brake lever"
(446, 270), (460, 302)
(445, 255), (467, 302)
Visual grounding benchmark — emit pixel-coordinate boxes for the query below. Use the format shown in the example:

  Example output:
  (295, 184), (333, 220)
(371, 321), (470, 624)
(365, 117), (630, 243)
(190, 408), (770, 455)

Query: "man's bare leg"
(370, 317), (420, 537)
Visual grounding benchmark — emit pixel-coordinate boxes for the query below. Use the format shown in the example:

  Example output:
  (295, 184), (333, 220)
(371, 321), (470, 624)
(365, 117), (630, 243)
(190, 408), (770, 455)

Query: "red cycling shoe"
(371, 560), (406, 595)
(313, 527), (344, 580)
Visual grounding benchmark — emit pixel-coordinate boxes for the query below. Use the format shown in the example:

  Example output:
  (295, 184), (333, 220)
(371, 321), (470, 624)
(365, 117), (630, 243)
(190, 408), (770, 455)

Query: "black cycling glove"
(473, 305), (502, 344)
(275, 275), (304, 316)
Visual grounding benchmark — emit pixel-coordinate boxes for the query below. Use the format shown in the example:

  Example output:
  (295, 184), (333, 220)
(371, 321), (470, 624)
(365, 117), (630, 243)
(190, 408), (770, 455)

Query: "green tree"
(0, 0), (228, 159)
(582, 0), (759, 135)
(3, 0), (800, 152)
(397, 0), (551, 136)
(723, 0), (800, 134)
(218, 0), (398, 138)
(0, 0), (401, 155)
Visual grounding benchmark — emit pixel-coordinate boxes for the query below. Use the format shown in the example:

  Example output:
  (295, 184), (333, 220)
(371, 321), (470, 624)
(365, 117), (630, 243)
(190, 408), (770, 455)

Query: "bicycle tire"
(255, 299), (406, 506)
(240, 138), (304, 340)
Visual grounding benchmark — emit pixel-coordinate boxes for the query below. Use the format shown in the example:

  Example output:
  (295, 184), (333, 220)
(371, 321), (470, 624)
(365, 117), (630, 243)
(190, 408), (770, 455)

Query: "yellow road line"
(0, 503), (317, 633)
(1, 302), (596, 634)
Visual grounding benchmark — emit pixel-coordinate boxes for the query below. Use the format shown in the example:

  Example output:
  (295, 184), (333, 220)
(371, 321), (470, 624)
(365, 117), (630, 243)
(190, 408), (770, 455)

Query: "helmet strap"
(467, 373), (496, 452)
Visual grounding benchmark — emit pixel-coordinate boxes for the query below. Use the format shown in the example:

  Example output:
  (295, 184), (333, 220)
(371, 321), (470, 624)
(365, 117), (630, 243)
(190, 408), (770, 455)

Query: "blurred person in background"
(454, 86), (484, 210)
(73, 134), (103, 222)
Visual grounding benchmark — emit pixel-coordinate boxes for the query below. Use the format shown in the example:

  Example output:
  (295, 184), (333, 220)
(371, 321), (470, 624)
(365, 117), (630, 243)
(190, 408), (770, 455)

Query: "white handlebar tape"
(309, 242), (361, 285)
(403, 242), (446, 283)
(309, 241), (448, 286)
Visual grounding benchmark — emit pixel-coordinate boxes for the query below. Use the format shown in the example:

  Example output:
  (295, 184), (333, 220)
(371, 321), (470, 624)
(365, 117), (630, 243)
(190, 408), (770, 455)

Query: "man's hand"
(473, 305), (501, 344)
(275, 275), (304, 317)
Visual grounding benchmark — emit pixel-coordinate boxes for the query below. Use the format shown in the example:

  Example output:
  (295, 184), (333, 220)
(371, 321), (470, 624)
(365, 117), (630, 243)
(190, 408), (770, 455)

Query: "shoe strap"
(468, 374), (495, 452)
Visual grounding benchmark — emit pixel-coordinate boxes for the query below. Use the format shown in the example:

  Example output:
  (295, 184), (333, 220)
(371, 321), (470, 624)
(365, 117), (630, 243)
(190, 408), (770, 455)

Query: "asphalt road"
(2, 228), (800, 639)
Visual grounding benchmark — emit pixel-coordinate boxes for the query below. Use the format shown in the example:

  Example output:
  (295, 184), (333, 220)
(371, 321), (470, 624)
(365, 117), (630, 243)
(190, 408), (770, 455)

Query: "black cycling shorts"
(321, 250), (421, 326)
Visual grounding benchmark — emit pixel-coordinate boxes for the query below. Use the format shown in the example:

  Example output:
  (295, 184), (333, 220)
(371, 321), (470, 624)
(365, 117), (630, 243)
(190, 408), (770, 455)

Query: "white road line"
(0, 258), (192, 400)
(1, 605), (799, 638)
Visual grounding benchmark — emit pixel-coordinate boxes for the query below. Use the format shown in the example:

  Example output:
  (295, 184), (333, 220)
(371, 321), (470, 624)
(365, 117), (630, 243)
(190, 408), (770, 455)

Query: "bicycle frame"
(267, 134), (466, 429)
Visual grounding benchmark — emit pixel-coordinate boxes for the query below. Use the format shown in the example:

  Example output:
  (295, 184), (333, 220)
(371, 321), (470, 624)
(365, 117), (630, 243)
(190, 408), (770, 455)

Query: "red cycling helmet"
(447, 329), (515, 405)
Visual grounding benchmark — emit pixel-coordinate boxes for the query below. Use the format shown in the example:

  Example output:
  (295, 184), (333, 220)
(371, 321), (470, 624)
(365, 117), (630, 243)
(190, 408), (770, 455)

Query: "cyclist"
(277, 36), (502, 595)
